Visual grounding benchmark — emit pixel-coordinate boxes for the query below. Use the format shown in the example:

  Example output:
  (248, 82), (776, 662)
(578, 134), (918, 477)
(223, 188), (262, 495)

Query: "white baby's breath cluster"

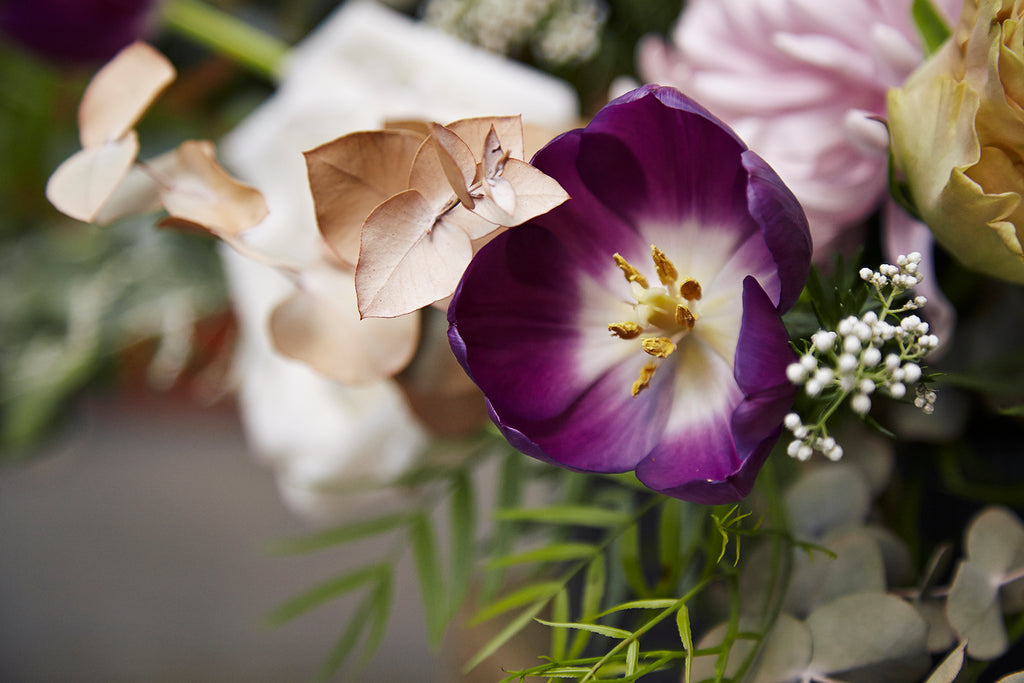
(784, 253), (938, 462)
(423, 0), (606, 65)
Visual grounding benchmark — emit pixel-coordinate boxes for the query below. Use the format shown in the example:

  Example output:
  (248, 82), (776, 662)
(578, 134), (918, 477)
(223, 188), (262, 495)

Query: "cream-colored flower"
(889, 0), (1024, 283)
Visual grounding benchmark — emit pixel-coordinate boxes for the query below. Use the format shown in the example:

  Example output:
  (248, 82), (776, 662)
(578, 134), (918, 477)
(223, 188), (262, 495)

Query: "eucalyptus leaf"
(785, 528), (887, 618)
(923, 640), (965, 683)
(751, 614), (811, 683)
(946, 560), (1007, 660)
(806, 592), (929, 679)
(785, 464), (871, 539)
(964, 506), (1024, 577)
(997, 673), (1024, 683)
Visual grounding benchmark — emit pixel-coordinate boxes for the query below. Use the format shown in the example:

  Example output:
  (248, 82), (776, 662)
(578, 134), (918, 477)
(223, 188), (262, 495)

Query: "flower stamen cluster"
(608, 245), (702, 396)
(784, 253), (938, 461)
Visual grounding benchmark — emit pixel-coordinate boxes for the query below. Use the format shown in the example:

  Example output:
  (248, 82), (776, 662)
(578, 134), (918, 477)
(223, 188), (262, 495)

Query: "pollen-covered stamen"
(610, 245), (703, 397)
(675, 305), (695, 330)
(632, 362), (658, 396)
(642, 336), (677, 358)
(613, 253), (649, 288)
(609, 322), (642, 339)
(680, 279), (702, 301)
(651, 245), (678, 286)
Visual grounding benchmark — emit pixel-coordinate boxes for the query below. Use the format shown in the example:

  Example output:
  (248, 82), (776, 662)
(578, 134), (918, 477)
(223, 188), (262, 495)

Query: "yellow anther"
(608, 322), (642, 339)
(651, 245), (678, 286)
(680, 278), (702, 301)
(641, 336), (677, 358)
(613, 253), (649, 288)
(675, 305), (696, 330)
(631, 362), (658, 396)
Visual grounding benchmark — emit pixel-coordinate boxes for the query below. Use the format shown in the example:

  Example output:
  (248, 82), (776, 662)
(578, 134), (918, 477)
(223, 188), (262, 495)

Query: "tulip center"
(608, 245), (702, 396)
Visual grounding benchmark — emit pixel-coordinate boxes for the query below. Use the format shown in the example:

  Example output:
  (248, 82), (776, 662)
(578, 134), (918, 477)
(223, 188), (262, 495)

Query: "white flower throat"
(609, 245), (702, 396)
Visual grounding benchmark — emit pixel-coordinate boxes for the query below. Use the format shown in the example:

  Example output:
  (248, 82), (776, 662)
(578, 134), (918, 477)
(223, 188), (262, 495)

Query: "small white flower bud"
(820, 436), (836, 452)
(812, 330), (836, 353)
(922, 403), (935, 415)
(862, 347), (882, 367)
(784, 413), (802, 431)
(794, 426), (809, 439)
(859, 267), (874, 281)
(843, 335), (862, 354)
(885, 354), (901, 370)
(837, 317), (856, 337)
(901, 315), (922, 331)
(838, 353), (858, 373)
(839, 374), (857, 391)
(908, 251), (922, 264)
(805, 379), (823, 396)
(813, 368), (834, 385)
(902, 363), (922, 384)
(787, 363), (808, 383)
(787, 440), (803, 457)
(897, 255), (908, 266)
(797, 444), (813, 461)
(826, 444), (844, 461)
(890, 382), (906, 399)
(914, 295), (927, 307)
(800, 354), (817, 371)
(851, 393), (872, 414)
(859, 379), (876, 394)
(861, 311), (878, 326)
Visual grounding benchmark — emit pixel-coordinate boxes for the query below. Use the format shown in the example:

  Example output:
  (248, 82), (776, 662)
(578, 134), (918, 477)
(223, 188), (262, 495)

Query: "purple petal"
(742, 151), (813, 311)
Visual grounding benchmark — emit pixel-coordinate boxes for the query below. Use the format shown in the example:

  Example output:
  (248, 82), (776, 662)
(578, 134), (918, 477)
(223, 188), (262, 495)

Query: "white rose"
(219, 0), (578, 520)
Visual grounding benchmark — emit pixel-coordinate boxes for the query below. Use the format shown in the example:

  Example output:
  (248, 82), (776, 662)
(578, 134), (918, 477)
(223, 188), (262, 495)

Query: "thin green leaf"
(471, 580), (563, 624)
(550, 587), (570, 661)
(570, 553), (607, 658)
(410, 513), (446, 646)
(535, 618), (632, 639)
(358, 573), (394, 668)
(464, 600), (547, 673)
(656, 500), (683, 592)
(488, 542), (597, 568)
(447, 470), (476, 619)
(677, 605), (693, 683)
(313, 584), (378, 682)
(912, 0), (952, 55)
(267, 512), (411, 555)
(495, 505), (632, 528)
(482, 450), (524, 602)
(619, 523), (653, 598)
(265, 563), (386, 626)
(626, 639), (640, 676)
(593, 599), (679, 620)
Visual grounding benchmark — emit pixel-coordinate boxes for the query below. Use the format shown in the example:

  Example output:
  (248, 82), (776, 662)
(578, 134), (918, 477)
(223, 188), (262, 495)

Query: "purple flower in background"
(0, 0), (157, 64)
(448, 86), (811, 504)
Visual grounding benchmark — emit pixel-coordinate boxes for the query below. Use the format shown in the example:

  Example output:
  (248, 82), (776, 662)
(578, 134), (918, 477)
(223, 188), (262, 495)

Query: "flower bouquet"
(8, 0), (1024, 680)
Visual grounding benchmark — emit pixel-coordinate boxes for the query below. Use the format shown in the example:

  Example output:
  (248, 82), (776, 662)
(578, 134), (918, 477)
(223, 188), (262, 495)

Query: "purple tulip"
(448, 86), (812, 503)
(0, 0), (157, 64)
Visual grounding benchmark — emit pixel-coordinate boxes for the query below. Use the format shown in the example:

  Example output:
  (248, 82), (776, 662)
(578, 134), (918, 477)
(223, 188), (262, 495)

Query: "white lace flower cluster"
(783, 253), (938, 461)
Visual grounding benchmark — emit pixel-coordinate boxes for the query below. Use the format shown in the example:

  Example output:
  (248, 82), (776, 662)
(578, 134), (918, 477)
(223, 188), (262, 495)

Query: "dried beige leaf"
(79, 41), (176, 149)
(269, 264), (420, 384)
(157, 140), (268, 240)
(356, 189), (474, 318)
(469, 158), (568, 227)
(448, 115), (525, 163)
(305, 129), (424, 265)
(45, 131), (139, 222)
(428, 122), (478, 209)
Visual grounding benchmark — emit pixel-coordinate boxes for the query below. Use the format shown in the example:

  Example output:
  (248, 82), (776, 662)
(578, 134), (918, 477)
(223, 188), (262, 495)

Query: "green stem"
(160, 0), (290, 80)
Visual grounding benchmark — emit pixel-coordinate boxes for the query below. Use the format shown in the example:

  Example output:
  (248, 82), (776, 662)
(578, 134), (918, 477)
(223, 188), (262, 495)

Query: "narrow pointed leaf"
(265, 563), (386, 626)
(79, 41), (175, 148)
(677, 605), (693, 683)
(448, 470), (476, 618)
(313, 585), (378, 682)
(620, 523), (653, 598)
(550, 587), (570, 661)
(495, 505), (632, 528)
(482, 451), (524, 603)
(626, 640), (640, 676)
(463, 600), (546, 673)
(488, 543), (596, 568)
(410, 513), (447, 646)
(535, 619), (631, 639)
(570, 553), (607, 658)
(911, 0), (952, 56)
(472, 581), (563, 625)
(357, 573), (394, 669)
(268, 512), (412, 555)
